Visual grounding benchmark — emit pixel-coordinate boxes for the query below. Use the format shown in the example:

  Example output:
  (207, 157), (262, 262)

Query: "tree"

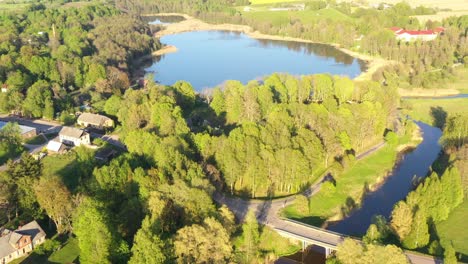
(238, 209), (260, 263)
(129, 217), (166, 264)
(443, 243), (458, 264)
(174, 217), (232, 263)
(402, 208), (429, 249)
(35, 177), (73, 234)
(336, 239), (363, 264)
(391, 201), (413, 241)
(22, 80), (53, 118)
(5, 153), (42, 217)
(335, 238), (409, 264)
(74, 198), (129, 264)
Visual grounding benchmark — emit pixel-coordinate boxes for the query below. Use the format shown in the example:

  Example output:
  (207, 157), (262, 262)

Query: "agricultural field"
(0, 2), (29, 13)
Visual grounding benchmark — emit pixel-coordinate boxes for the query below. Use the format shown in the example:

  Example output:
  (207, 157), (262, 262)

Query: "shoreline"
(150, 13), (388, 82)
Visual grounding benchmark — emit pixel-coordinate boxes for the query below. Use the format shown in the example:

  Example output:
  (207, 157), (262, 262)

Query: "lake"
(145, 30), (366, 91)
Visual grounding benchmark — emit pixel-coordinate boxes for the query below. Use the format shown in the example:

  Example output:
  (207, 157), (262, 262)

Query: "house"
(46, 140), (66, 153)
(0, 121), (37, 139)
(0, 221), (46, 264)
(95, 148), (117, 162)
(390, 27), (445, 42)
(77, 113), (114, 130)
(59, 126), (90, 146)
(1, 84), (7, 93)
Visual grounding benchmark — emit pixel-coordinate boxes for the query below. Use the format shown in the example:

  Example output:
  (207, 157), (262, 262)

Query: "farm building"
(390, 27), (445, 42)
(0, 121), (37, 139)
(77, 113), (114, 129)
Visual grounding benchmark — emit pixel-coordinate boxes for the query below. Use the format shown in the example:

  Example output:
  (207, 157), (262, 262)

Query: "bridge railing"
(279, 217), (362, 241)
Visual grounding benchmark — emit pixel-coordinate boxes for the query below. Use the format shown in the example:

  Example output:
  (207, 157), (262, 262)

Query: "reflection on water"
(146, 31), (365, 91)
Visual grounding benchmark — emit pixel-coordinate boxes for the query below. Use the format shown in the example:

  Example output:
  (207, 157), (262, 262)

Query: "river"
(146, 30), (365, 91)
(327, 122), (442, 235)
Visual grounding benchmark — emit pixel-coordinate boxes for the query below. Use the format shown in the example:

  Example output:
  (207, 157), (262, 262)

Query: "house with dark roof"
(77, 113), (114, 130)
(0, 221), (46, 263)
(59, 126), (90, 146)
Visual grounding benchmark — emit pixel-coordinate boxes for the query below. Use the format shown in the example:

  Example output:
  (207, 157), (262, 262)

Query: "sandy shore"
(152, 45), (178, 56)
(151, 13), (391, 81)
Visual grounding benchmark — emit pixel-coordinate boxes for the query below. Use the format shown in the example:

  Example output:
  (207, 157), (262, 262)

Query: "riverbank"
(283, 124), (423, 227)
(150, 13), (389, 82)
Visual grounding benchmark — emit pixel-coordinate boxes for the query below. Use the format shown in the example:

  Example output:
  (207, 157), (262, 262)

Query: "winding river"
(328, 122), (442, 235)
(146, 30), (365, 91)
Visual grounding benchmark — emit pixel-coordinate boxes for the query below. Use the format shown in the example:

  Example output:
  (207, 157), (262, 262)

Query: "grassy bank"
(403, 98), (468, 127)
(283, 143), (400, 225)
(436, 199), (468, 258)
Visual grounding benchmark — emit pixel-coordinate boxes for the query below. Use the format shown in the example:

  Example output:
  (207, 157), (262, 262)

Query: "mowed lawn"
(436, 199), (468, 256)
(284, 144), (398, 223)
(404, 98), (468, 127)
(48, 237), (80, 263)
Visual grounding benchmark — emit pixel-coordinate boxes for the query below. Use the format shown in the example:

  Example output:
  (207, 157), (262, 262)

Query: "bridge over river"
(214, 191), (443, 264)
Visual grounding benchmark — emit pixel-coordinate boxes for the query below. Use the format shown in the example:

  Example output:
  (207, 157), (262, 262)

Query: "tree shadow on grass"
(430, 106), (447, 129)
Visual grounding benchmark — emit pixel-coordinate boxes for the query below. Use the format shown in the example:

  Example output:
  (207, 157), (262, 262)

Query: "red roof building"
(389, 27), (444, 41)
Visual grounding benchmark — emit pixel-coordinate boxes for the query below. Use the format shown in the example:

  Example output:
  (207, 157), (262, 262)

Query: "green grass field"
(48, 237), (80, 263)
(41, 150), (90, 191)
(0, 3), (29, 13)
(249, 0), (302, 5)
(24, 135), (46, 145)
(403, 98), (468, 127)
(242, 8), (352, 27)
(436, 200), (468, 258)
(283, 144), (399, 224)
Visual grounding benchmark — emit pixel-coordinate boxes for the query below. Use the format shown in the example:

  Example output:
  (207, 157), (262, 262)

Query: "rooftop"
(0, 121), (36, 135)
(77, 113), (112, 126)
(0, 221), (45, 259)
(59, 126), (86, 139)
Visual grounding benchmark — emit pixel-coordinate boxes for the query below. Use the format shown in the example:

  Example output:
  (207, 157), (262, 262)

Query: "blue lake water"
(145, 30), (366, 91)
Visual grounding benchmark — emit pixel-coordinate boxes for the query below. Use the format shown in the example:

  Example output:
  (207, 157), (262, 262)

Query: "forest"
(0, 4), (159, 120)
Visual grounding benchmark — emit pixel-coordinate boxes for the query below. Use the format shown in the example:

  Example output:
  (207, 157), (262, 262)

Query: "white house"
(0, 221), (46, 264)
(46, 140), (66, 153)
(390, 27), (445, 42)
(59, 126), (90, 146)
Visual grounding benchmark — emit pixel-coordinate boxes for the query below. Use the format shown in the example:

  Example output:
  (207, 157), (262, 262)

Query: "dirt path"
(151, 13), (391, 81)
